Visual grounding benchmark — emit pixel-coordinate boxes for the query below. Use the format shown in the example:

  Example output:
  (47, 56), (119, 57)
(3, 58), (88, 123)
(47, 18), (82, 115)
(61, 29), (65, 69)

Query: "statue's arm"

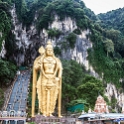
(34, 56), (42, 70)
(57, 59), (63, 117)
(57, 59), (63, 78)
(40, 62), (49, 79)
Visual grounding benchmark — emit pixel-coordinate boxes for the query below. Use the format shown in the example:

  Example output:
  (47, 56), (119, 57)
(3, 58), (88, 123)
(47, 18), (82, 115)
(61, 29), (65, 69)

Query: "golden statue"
(31, 41), (63, 117)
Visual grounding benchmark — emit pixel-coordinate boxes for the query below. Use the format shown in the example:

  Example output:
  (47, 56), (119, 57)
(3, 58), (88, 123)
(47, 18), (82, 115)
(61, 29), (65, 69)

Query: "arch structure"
(0, 110), (26, 124)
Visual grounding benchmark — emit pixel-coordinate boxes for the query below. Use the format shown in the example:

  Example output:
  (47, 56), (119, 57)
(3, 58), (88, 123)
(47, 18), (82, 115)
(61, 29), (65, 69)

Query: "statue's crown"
(46, 40), (53, 49)
(47, 41), (52, 45)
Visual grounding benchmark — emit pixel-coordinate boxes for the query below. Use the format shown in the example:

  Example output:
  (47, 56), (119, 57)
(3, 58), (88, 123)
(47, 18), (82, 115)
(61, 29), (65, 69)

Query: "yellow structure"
(32, 41), (63, 117)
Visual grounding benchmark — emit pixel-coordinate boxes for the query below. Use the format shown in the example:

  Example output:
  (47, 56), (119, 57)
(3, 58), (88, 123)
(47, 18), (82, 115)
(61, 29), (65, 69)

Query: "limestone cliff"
(105, 83), (124, 112)
(1, 4), (123, 112)
(0, 32), (6, 58)
(10, 5), (98, 78)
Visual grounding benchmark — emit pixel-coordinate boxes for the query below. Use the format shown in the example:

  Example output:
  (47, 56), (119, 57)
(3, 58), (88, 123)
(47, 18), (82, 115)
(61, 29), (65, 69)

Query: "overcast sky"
(82, 0), (124, 14)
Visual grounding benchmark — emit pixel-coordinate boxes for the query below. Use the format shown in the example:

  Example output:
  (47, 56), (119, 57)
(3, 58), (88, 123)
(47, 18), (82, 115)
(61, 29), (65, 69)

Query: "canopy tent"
(78, 113), (96, 119)
(67, 103), (84, 112)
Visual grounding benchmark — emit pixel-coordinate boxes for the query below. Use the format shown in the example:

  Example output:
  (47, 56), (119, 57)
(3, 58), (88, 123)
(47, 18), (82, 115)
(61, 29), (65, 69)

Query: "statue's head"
(46, 40), (54, 56)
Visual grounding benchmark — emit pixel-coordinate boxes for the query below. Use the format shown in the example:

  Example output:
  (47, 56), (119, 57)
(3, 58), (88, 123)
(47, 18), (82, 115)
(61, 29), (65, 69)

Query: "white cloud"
(82, 0), (124, 14)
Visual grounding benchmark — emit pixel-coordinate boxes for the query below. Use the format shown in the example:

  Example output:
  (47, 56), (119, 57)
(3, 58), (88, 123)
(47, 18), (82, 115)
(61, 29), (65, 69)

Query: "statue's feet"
(42, 114), (47, 117)
(58, 115), (63, 118)
(49, 114), (54, 117)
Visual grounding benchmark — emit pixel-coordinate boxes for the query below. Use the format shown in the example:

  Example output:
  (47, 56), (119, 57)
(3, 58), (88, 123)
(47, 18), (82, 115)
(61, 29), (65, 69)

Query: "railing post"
(15, 120), (17, 124)
(24, 120), (26, 124)
(5, 120), (8, 124)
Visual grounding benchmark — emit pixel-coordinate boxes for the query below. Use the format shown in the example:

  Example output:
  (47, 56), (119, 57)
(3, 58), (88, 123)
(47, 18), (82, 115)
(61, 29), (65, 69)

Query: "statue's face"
(46, 47), (53, 56)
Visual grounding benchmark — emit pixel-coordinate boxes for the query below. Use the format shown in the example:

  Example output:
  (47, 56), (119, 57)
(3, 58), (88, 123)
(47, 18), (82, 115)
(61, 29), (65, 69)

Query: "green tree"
(77, 75), (104, 109)
(0, 59), (17, 87)
(54, 46), (61, 56)
(103, 39), (114, 56)
(66, 33), (77, 48)
(14, 0), (28, 24)
(62, 59), (85, 106)
(47, 28), (62, 38)
(0, 1), (11, 51)
(106, 29), (121, 42)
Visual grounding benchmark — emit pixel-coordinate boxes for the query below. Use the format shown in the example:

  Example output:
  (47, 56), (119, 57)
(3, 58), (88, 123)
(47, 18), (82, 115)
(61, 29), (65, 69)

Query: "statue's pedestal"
(34, 115), (76, 124)
(31, 117), (35, 122)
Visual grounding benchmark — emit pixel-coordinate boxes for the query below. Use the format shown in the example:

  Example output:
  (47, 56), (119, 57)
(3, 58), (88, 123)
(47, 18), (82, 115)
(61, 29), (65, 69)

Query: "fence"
(34, 115), (76, 124)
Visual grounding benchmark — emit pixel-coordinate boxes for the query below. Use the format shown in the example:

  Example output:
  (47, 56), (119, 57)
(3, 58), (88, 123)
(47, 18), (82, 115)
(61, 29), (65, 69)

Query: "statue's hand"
(58, 114), (63, 118)
(34, 64), (40, 70)
(56, 77), (60, 81)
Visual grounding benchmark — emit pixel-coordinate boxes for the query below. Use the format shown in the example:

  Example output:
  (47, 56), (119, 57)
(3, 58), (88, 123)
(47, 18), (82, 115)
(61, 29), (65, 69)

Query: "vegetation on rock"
(47, 28), (62, 38)
(0, 59), (17, 87)
(1, 0), (124, 112)
(0, 1), (11, 51)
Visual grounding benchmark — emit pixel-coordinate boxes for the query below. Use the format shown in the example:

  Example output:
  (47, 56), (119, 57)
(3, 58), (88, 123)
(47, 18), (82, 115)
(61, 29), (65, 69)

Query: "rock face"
(10, 5), (42, 66)
(0, 38), (6, 58)
(1, 5), (123, 110)
(94, 95), (109, 113)
(0, 32), (6, 58)
(105, 83), (124, 112)
(9, 5), (98, 78)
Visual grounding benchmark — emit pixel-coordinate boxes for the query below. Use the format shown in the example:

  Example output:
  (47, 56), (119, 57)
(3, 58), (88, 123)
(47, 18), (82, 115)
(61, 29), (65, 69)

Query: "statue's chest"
(43, 57), (56, 71)
(43, 57), (56, 64)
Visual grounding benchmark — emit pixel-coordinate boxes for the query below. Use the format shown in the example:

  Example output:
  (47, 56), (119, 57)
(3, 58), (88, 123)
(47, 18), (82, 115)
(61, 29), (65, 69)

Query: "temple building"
(94, 95), (109, 113)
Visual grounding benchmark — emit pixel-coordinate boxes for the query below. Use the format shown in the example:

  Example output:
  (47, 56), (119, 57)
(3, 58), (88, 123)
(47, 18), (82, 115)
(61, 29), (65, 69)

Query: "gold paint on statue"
(31, 41), (63, 117)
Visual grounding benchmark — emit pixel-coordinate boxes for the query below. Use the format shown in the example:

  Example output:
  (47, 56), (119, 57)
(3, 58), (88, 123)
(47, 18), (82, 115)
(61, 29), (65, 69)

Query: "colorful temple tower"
(94, 95), (109, 113)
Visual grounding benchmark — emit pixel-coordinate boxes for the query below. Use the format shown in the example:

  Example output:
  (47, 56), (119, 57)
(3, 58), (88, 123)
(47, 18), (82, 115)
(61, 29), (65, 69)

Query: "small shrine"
(94, 95), (109, 113)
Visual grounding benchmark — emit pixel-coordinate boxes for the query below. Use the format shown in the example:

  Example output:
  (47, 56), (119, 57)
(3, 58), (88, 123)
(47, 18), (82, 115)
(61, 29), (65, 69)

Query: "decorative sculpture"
(32, 41), (63, 117)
